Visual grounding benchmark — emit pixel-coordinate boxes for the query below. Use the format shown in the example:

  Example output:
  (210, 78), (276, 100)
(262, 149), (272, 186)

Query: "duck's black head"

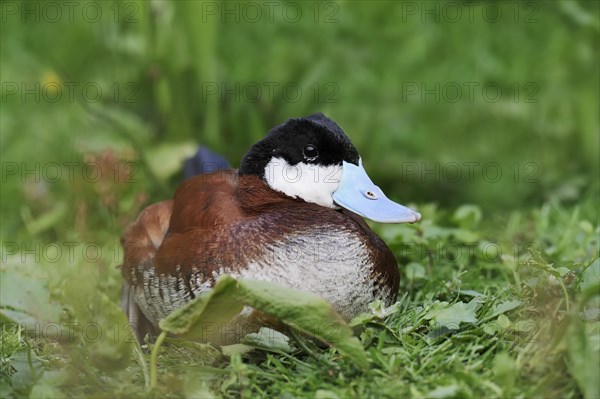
(239, 113), (421, 223)
(240, 113), (359, 176)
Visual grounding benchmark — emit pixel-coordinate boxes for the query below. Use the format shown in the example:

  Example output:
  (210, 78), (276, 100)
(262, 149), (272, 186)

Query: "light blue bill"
(332, 160), (421, 223)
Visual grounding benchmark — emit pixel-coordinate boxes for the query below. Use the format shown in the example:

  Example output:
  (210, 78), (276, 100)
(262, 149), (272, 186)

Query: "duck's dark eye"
(303, 144), (319, 161)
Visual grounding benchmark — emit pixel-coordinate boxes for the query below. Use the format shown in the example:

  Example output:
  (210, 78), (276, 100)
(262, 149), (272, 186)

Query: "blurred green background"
(1, 0), (598, 239)
(1, 3), (599, 397)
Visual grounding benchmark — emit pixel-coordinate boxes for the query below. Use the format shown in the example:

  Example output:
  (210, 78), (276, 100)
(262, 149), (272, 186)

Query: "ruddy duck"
(121, 113), (421, 341)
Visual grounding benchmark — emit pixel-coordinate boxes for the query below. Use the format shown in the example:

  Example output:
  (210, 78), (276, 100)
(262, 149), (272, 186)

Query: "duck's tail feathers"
(120, 200), (173, 343)
(183, 146), (230, 179)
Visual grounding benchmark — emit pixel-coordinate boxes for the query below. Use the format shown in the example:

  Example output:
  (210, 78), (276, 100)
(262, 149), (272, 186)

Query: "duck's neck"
(236, 174), (294, 213)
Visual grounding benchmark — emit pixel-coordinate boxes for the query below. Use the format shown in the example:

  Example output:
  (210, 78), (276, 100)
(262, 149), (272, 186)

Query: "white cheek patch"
(264, 157), (342, 208)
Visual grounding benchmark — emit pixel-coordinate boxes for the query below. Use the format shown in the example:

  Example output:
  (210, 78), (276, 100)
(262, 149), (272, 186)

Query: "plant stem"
(150, 331), (167, 390)
(133, 342), (150, 390)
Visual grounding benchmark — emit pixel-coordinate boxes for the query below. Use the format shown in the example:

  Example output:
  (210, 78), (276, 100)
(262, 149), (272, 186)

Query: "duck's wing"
(152, 171), (242, 274)
(120, 200), (173, 342)
(120, 172), (240, 340)
(122, 200), (173, 269)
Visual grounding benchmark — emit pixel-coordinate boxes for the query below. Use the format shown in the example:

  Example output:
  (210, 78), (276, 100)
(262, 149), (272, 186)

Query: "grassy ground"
(1, 194), (598, 398)
(1, 1), (599, 398)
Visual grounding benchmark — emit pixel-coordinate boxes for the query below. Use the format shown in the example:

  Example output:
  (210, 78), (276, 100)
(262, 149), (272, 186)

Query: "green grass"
(1, 196), (598, 398)
(1, 1), (599, 398)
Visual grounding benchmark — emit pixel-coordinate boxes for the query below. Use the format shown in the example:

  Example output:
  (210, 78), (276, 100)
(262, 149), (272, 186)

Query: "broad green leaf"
(7, 350), (42, 392)
(160, 275), (368, 367)
(62, 276), (133, 371)
(242, 328), (293, 353)
(580, 259), (600, 292)
(556, 267), (572, 277)
(348, 312), (377, 328)
(452, 228), (479, 242)
(145, 142), (198, 181)
(368, 300), (400, 318)
(488, 300), (523, 319)
(566, 315), (600, 399)
(452, 204), (482, 229)
(29, 370), (68, 399)
(497, 314), (511, 329)
(349, 299), (404, 329)
(159, 276), (244, 342)
(425, 301), (479, 330)
(459, 290), (485, 298)
(234, 279), (368, 367)
(0, 265), (61, 328)
(87, 292), (133, 372)
(483, 315), (512, 336)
